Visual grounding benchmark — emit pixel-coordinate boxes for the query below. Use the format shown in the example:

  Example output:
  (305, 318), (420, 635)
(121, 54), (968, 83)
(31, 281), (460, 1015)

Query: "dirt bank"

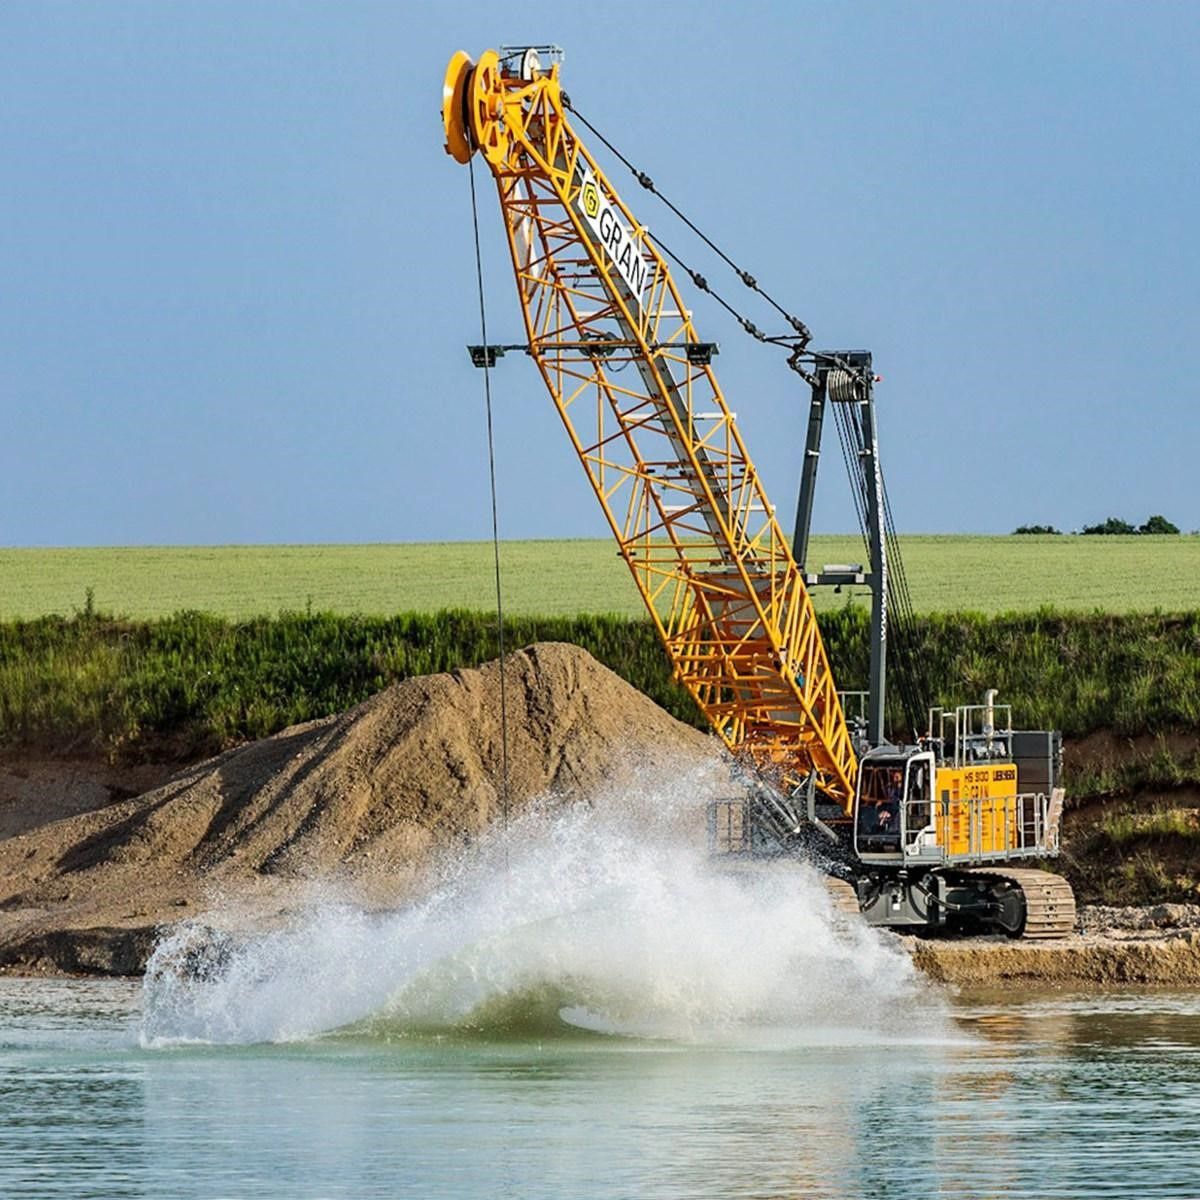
(0, 643), (718, 975)
(0, 758), (180, 840)
(901, 904), (1200, 986)
(910, 936), (1200, 986)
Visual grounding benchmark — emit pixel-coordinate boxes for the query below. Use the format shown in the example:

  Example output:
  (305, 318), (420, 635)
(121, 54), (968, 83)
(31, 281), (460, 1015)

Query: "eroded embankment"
(912, 937), (1200, 986)
(1055, 731), (1200, 907)
(908, 905), (1200, 986)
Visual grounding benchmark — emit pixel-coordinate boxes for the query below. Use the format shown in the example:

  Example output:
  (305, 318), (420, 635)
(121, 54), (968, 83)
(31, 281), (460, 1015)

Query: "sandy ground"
(0, 758), (178, 840)
(0, 644), (717, 975)
(904, 905), (1200, 986)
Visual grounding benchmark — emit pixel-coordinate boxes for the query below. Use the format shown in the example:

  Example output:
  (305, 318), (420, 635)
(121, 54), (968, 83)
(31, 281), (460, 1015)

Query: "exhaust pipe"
(984, 688), (998, 750)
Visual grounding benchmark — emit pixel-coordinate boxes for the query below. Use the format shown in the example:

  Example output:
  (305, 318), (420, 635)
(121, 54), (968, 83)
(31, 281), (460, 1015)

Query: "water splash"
(140, 760), (944, 1047)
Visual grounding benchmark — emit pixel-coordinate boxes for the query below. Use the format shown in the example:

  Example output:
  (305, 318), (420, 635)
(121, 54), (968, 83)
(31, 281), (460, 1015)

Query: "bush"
(1139, 515), (1180, 535)
(1013, 524), (1061, 535)
(1079, 515), (1180, 535)
(1081, 517), (1137, 535)
(2, 608), (1199, 761)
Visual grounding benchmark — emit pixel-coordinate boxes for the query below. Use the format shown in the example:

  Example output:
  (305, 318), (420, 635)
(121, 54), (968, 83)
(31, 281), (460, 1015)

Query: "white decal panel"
(578, 167), (649, 313)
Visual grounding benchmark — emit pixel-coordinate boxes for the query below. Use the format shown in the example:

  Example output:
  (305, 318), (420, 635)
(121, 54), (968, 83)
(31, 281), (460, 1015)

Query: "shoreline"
(6, 907), (1200, 988)
(2, 643), (1198, 989)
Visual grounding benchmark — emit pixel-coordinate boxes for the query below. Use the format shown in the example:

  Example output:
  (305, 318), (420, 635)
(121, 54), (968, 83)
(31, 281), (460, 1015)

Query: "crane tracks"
(822, 876), (863, 918)
(962, 867), (1078, 939)
(822, 868), (1077, 939)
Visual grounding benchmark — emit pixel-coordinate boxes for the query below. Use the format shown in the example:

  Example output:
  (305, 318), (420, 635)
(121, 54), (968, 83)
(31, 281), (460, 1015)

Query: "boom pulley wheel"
(442, 50), (475, 163)
(467, 49), (510, 166)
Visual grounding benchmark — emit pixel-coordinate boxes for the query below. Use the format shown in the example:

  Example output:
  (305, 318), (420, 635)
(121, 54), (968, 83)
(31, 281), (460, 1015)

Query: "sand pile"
(0, 643), (718, 973)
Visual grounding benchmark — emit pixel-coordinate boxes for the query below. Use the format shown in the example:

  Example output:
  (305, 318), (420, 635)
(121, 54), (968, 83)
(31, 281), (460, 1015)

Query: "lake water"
(4, 787), (1200, 1198)
(4, 978), (1200, 1199)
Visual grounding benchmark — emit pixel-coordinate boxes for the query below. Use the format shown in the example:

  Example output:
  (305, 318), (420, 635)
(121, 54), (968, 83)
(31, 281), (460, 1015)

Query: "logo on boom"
(577, 167), (648, 313)
(581, 179), (600, 219)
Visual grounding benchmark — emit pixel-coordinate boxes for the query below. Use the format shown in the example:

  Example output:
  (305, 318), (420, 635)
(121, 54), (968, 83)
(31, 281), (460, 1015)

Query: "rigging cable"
(565, 101), (932, 729)
(832, 394), (927, 738)
(468, 155), (511, 848)
(564, 98), (812, 345)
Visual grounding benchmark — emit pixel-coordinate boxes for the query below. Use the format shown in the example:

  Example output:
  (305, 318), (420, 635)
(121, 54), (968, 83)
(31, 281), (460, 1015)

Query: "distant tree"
(1138, 514), (1180, 535)
(1081, 517), (1137, 535)
(1013, 524), (1061, 535)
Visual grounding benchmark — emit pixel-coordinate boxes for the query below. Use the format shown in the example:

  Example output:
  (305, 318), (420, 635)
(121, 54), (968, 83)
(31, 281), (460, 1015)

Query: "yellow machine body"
(934, 762), (1021, 859)
(853, 705), (1063, 869)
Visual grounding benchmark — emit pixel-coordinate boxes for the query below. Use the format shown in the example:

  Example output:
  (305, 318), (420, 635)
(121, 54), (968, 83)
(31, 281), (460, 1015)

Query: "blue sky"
(2, 1), (1197, 545)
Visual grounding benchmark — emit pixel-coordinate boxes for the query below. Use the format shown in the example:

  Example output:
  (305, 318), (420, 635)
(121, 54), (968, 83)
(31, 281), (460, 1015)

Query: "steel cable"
(563, 99), (931, 738)
(564, 99), (812, 347)
(468, 156), (511, 850)
(833, 393), (927, 739)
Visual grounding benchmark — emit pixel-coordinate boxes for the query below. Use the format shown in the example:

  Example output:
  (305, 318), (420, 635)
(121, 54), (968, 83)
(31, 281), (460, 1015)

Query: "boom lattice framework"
(445, 50), (856, 807)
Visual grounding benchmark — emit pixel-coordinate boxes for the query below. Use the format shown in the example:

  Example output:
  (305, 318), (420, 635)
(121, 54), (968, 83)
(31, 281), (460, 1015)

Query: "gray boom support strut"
(791, 352), (887, 748)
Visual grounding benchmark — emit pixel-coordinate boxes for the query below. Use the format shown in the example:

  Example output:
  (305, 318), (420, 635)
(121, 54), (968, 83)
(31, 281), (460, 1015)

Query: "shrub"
(2, 608), (1199, 762)
(1081, 517), (1137, 535)
(1139, 515), (1180, 535)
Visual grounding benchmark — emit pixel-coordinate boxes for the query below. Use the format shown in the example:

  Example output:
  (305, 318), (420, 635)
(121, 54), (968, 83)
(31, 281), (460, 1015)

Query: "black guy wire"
(564, 99), (812, 345)
(647, 226), (777, 345)
(568, 97), (931, 735)
(835, 393), (926, 739)
(468, 155), (511, 855)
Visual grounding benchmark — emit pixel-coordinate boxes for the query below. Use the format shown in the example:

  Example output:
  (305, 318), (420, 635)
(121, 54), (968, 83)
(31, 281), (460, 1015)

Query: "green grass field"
(1, 535), (1197, 620)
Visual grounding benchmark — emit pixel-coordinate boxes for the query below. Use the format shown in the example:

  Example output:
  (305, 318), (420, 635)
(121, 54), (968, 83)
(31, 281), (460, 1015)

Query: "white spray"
(140, 760), (945, 1047)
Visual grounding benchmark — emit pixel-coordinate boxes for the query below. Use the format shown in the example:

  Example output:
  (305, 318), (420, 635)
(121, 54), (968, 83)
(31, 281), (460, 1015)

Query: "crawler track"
(963, 867), (1077, 939)
(823, 876), (863, 918)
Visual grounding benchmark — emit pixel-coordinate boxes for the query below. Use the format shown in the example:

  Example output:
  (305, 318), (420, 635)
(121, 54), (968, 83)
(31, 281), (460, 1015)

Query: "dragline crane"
(442, 46), (1077, 939)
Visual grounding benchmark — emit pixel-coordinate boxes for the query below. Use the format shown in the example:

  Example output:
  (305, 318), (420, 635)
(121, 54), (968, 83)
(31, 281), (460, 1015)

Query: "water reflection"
(945, 991), (1200, 1198)
(3, 979), (1200, 1199)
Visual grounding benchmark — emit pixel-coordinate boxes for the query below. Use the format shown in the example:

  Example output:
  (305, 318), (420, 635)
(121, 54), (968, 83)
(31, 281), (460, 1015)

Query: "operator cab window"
(857, 763), (902, 852)
(905, 761), (932, 846)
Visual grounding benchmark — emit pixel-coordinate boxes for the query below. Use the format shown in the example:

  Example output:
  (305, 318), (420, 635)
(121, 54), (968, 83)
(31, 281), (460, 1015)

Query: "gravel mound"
(1079, 904), (1200, 935)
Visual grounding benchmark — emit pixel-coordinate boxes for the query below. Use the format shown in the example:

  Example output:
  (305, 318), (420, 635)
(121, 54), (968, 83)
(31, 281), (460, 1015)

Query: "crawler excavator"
(441, 46), (1076, 939)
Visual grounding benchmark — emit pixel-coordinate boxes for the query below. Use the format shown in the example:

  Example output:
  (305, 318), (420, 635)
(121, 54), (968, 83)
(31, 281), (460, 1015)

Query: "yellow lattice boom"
(443, 49), (857, 808)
